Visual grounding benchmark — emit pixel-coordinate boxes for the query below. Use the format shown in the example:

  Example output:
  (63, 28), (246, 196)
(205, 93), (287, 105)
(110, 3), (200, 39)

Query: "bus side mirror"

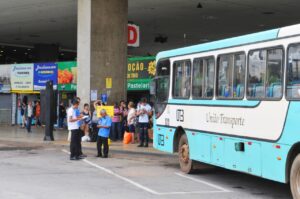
(150, 80), (156, 95)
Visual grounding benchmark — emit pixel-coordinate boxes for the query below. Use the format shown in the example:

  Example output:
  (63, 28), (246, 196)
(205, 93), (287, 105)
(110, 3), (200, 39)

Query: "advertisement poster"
(34, 62), (58, 90)
(11, 64), (34, 92)
(0, 64), (11, 93)
(58, 61), (77, 91)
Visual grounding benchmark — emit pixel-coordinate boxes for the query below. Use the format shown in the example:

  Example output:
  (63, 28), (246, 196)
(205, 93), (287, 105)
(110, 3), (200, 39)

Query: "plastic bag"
(123, 131), (132, 144)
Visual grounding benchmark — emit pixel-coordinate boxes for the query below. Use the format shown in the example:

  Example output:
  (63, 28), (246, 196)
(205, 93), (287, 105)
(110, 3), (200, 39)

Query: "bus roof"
(156, 28), (280, 61)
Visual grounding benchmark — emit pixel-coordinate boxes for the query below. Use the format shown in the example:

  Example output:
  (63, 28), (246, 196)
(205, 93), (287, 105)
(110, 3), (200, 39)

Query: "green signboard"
(57, 61), (77, 91)
(127, 79), (152, 91)
(127, 56), (155, 91)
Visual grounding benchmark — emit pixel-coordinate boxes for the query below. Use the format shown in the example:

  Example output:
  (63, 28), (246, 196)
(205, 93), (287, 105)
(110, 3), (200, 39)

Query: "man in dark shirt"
(59, 102), (66, 129)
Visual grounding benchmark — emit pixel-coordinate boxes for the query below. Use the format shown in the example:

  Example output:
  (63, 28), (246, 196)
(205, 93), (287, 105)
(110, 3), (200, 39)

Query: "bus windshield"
(154, 59), (170, 118)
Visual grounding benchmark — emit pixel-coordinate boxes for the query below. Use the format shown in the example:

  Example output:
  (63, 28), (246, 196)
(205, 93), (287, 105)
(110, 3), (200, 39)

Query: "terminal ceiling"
(0, 0), (299, 56)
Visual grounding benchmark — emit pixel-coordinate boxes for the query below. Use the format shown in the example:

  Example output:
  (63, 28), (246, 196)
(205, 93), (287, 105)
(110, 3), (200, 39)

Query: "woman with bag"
(126, 101), (136, 144)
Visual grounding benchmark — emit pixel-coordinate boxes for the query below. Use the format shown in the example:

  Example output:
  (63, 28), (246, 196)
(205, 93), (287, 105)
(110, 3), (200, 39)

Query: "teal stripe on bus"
(157, 29), (279, 60)
(168, 99), (260, 107)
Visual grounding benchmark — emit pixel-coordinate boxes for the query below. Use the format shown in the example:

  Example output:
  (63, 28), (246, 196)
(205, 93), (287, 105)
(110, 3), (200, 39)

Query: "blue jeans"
(110, 122), (121, 141)
(139, 123), (149, 145)
(59, 117), (64, 128)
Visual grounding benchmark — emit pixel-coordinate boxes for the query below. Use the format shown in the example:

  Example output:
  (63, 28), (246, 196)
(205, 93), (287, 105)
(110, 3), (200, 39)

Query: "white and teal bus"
(152, 24), (300, 198)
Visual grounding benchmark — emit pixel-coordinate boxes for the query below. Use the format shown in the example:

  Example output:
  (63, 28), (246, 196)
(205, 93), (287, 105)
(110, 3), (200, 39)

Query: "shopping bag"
(108, 138), (111, 146)
(123, 131), (132, 144)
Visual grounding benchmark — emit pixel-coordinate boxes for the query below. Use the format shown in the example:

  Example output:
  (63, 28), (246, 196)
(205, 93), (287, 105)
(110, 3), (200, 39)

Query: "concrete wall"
(77, 0), (128, 105)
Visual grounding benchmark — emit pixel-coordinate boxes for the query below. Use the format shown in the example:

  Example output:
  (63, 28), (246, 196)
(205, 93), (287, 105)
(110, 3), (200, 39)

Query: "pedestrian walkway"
(0, 125), (167, 156)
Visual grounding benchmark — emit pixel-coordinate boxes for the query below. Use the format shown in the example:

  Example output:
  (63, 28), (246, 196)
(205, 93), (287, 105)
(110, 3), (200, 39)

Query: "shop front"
(0, 64), (12, 125)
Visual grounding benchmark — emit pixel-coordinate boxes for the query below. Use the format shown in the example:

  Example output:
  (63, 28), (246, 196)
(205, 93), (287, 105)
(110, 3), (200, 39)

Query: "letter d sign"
(128, 24), (140, 47)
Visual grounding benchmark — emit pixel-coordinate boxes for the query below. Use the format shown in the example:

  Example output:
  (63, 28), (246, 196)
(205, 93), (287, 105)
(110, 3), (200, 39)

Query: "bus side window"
(205, 58), (215, 98)
(192, 57), (214, 99)
(247, 50), (267, 99)
(173, 60), (191, 98)
(233, 53), (246, 99)
(217, 55), (233, 98)
(247, 48), (283, 100)
(287, 44), (300, 99)
(217, 53), (245, 99)
(192, 59), (204, 98)
(265, 49), (283, 99)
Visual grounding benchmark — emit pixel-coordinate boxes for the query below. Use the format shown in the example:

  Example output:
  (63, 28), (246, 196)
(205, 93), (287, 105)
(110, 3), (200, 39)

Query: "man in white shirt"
(68, 99), (83, 160)
(136, 98), (152, 147)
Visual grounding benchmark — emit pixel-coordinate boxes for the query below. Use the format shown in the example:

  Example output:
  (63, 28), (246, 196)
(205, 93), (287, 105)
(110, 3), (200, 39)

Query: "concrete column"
(77, 0), (128, 105)
(77, 0), (91, 105)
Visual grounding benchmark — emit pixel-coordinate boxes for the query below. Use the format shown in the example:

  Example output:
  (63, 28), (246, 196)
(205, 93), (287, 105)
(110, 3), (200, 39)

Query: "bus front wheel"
(290, 154), (300, 199)
(178, 134), (194, 174)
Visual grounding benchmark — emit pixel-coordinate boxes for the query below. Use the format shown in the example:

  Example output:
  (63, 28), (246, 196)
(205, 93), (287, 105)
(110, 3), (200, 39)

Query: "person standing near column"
(35, 101), (41, 127)
(127, 101), (136, 144)
(96, 109), (112, 158)
(74, 97), (87, 158)
(111, 103), (121, 141)
(67, 99), (83, 160)
(26, 101), (33, 133)
(137, 98), (152, 147)
(58, 102), (66, 129)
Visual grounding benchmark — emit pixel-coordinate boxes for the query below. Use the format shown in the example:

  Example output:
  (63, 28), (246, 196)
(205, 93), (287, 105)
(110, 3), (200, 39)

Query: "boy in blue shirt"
(96, 109), (112, 158)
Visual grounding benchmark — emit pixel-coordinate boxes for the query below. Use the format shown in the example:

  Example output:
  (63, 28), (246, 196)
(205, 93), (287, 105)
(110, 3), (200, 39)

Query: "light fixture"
(197, 3), (203, 8)
(154, 35), (168, 43)
(13, 49), (17, 52)
(262, 11), (274, 15)
(27, 48), (31, 51)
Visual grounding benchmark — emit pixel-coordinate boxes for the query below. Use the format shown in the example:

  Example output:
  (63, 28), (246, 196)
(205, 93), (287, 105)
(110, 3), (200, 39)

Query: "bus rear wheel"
(178, 134), (194, 174)
(290, 154), (300, 199)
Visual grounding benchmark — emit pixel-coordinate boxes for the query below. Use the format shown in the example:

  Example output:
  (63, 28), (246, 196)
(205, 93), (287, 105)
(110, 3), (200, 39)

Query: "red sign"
(128, 24), (140, 47)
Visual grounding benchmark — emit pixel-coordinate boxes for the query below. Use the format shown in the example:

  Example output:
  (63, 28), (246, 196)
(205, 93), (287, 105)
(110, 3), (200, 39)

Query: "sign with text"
(34, 62), (58, 90)
(127, 57), (156, 79)
(128, 24), (140, 47)
(11, 64), (34, 92)
(0, 65), (11, 93)
(127, 79), (151, 91)
(127, 56), (155, 91)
